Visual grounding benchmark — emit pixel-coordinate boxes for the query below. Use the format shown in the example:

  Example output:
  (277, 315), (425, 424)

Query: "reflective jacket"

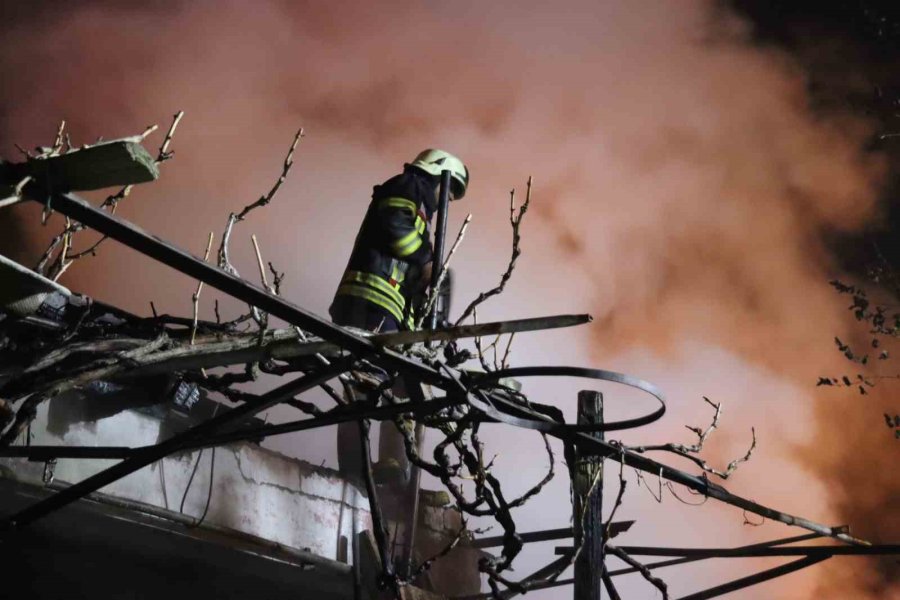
(329, 168), (435, 331)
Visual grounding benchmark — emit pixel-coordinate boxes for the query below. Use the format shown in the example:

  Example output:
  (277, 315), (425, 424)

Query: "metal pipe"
(517, 555), (840, 600)
(675, 556), (830, 600)
(600, 571), (622, 600)
(470, 523), (634, 549)
(606, 532), (823, 577)
(428, 169), (452, 331)
(614, 544), (900, 558)
(0, 446), (133, 459)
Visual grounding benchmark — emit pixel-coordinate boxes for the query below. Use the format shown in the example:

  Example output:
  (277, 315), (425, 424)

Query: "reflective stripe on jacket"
(330, 168), (435, 331)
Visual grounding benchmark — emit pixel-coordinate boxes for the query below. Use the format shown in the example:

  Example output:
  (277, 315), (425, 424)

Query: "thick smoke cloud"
(0, 1), (894, 597)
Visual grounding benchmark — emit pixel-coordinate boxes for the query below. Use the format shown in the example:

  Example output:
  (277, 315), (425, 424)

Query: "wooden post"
(574, 390), (604, 600)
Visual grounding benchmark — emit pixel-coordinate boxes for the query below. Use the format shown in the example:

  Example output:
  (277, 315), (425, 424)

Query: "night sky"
(1, 1), (898, 598)
(729, 0), (900, 269)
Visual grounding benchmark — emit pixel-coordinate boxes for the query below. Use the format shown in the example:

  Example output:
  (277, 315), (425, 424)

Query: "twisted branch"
(630, 397), (757, 479)
(455, 177), (532, 326)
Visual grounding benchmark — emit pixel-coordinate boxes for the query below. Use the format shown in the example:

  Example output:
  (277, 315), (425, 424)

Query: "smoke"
(0, 0), (895, 597)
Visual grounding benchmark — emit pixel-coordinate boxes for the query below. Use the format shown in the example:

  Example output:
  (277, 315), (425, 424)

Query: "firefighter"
(330, 149), (469, 484)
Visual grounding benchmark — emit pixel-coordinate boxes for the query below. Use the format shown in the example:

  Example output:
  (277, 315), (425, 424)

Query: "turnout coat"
(329, 167), (435, 331)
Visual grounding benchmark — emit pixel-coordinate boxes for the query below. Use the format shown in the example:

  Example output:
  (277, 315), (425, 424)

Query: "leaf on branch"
(829, 279), (857, 294)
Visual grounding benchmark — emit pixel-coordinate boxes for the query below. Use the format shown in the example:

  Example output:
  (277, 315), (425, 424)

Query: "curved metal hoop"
(468, 366), (666, 432)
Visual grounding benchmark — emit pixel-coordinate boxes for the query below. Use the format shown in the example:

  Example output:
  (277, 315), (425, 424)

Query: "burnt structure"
(0, 131), (898, 599)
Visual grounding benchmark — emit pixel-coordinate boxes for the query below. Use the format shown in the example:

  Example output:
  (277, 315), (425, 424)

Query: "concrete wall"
(415, 491), (484, 596)
(1, 397), (371, 565)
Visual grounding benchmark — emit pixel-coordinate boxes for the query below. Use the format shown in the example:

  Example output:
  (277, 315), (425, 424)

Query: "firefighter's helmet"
(409, 149), (469, 200)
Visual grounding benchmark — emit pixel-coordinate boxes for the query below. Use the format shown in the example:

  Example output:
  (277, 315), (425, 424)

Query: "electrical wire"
(179, 402), (219, 526)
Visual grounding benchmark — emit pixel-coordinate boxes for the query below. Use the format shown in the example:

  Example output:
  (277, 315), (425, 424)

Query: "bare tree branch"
(190, 232), (215, 346)
(417, 213), (473, 328)
(455, 177), (532, 326)
(156, 111), (184, 162)
(35, 111), (185, 277)
(629, 397), (758, 479)
(606, 545), (669, 599)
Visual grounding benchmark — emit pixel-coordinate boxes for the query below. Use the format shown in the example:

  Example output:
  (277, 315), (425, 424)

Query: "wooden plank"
(574, 390), (604, 600)
(3, 140), (158, 192)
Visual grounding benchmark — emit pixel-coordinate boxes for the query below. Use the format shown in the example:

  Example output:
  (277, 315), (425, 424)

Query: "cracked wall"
(0, 397), (371, 564)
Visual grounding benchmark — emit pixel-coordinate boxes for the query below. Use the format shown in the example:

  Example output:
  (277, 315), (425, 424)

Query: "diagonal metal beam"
(607, 532), (823, 577)
(28, 190), (443, 385)
(601, 570), (622, 600)
(675, 556), (830, 600)
(524, 534), (827, 594)
(0, 394), (461, 461)
(468, 384), (870, 546)
(617, 544), (900, 558)
(0, 446), (132, 460)
(471, 522), (634, 549)
(461, 556), (834, 600)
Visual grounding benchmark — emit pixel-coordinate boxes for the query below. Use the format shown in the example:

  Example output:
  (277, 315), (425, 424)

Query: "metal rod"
(470, 522), (634, 549)
(606, 532), (824, 577)
(615, 544), (900, 558)
(0, 446), (133, 459)
(463, 533), (854, 597)
(474, 527), (574, 549)
(3, 361), (350, 528)
(675, 556), (831, 600)
(574, 390), (604, 600)
(428, 169), (452, 331)
(468, 555), (833, 600)
(600, 570), (622, 600)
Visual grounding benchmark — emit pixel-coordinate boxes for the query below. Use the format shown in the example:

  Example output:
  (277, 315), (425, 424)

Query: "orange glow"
(1, 1), (895, 597)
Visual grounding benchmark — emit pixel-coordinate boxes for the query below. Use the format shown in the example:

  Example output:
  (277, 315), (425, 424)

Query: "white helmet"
(409, 149), (469, 199)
